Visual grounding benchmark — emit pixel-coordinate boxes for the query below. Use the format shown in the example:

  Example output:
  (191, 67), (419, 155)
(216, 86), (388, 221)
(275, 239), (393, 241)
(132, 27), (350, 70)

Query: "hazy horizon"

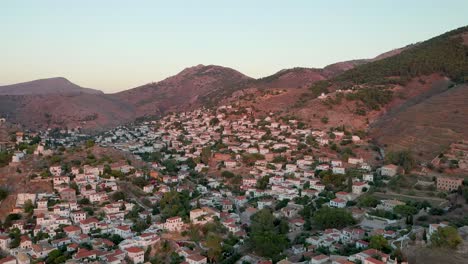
(1, 0), (468, 92)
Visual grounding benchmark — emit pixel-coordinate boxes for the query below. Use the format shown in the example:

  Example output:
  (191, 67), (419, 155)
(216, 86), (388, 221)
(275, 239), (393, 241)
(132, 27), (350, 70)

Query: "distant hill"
(254, 67), (326, 89)
(371, 82), (468, 160)
(111, 64), (254, 116)
(223, 26), (468, 160)
(0, 24), (466, 162)
(0, 77), (103, 95)
(0, 93), (135, 131)
(334, 26), (468, 85)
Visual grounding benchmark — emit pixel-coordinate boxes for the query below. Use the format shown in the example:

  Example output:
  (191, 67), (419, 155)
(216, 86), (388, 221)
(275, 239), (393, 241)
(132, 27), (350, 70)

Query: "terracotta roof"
(187, 254), (206, 261)
(0, 256), (16, 264)
(80, 217), (98, 225)
(365, 257), (385, 264)
(126, 247), (144, 254)
(332, 198), (346, 203)
(63, 225), (81, 232)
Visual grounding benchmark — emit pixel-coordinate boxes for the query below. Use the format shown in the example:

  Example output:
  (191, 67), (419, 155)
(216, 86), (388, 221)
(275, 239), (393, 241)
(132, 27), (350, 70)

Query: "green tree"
(393, 205), (418, 217)
(249, 209), (289, 259)
(385, 150), (415, 172)
(24, 199), (34, 214)
(0, 187), (9, 201)
(430, 226), (462, 249)
(205, 233), (223, 262)
(159, 191), (191, 221)
(357, 195), (380, 208)
(201, 147), (212, 164)
(85, 139), (95, 148)
(256, 176), (270, 190)
(111, 191), (126, 201)
(369, 235), (389, 251)
(221, 170), (235, 178)
(46, 249), (62, 263)
(312, 207), (355, 229)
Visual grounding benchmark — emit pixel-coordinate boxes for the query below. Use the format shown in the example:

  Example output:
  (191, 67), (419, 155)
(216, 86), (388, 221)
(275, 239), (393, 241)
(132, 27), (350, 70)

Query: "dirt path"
(374, 191), (447, 207)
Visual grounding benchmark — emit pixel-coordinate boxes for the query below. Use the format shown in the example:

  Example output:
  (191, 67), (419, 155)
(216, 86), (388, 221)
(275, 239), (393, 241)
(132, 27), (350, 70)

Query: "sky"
(1, 1), (467, 93)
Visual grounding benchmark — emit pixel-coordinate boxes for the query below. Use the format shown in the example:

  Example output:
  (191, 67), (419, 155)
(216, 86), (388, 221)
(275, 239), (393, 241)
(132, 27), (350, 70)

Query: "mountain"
(220, 26), (468, 160)
(371, 81), (468, 160)
(334, 26), (468, 85)
(111, 64), (254, 116)
(0, 77), (103, 95)
(254, 68), (326, 89)
(0, 93), (135, 131)
(0, 25), (466, 160)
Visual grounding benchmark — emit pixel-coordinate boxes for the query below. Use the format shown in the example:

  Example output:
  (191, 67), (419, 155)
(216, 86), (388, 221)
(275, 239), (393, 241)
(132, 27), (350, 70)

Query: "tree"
(242, 153), (265, 166)
(0, 187), (9, 201)
(8, 228), (20, 248)
(24, 199), (34, 214)
(209, 117), (220, 126)
(159, 191), (191, 221)
(430, 226), (462, 249)
(85, 139), (95, 148)
(275, 199), (289, 210)
(369, 235), (389, 251)
(256, 176), (270, 190)
(4, 214), (21, 229)
(78, 198), (91, 205)
(393, 205), (418, 217)
(385, 150), (415, 172)
(54, 255), (67, 264)
(132, 177), (149, 188)
(201, 147), (211, 164)
(0, 151), (13, 167)
(322, 173), (346, 188)
(111, 191), (126, 201)
(46, 249), (62, 263)
(221, 171), (235, 178)
(205, 233), (223, 262)
(312, 207), (355, 229)
(249, 209), (288, 259)
(357, 195), (380, 208)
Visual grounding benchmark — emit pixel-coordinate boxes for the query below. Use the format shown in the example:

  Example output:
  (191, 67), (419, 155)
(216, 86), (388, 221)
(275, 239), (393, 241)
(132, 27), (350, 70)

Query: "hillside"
(371, 82), (468, 160)
(254, 67), (326, 89)
(0, 25), (466, 153)
(225, 26), (468, 160)
(0, 94), (135, 131)
(112, 64), (254, 116)
(334, 26), (468, 86)
(0, 77), (103, 95)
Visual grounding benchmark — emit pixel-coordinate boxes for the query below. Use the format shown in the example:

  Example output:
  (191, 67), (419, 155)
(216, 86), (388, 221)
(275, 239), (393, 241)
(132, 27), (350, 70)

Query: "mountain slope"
(371, 82), (468, 159)
(303, 26), (468, 158)
(112, 64), (254, 116)
(1, 25), (466, 144)
(0, 77), (103, 95)
(0, 94), (135, 131)
(334, 26), (468, 85)
(254, 67), (326, 89)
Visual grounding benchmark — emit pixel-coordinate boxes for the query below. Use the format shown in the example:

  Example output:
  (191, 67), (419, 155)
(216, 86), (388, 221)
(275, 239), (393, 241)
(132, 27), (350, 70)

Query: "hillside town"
(0, 104), (467, 264)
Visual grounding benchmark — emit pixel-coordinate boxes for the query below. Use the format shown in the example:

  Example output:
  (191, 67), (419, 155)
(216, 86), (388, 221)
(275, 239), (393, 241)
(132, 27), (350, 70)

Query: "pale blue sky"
(1, 0), (467, 92)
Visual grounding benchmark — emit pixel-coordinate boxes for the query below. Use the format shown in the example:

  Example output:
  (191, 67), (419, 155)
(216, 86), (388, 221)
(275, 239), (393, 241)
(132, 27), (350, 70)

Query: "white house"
(186, 254), (207, 264)
(332, 167), (345, 175)
(381, 164), (399, 177)
(348, 157), (364, 165)
(125, 247), (145, 264)
(329, 198), (347, 208)
(363, 174), (374, 182)
(164, 216), (183, 232)
(352, 182), (369, 195)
